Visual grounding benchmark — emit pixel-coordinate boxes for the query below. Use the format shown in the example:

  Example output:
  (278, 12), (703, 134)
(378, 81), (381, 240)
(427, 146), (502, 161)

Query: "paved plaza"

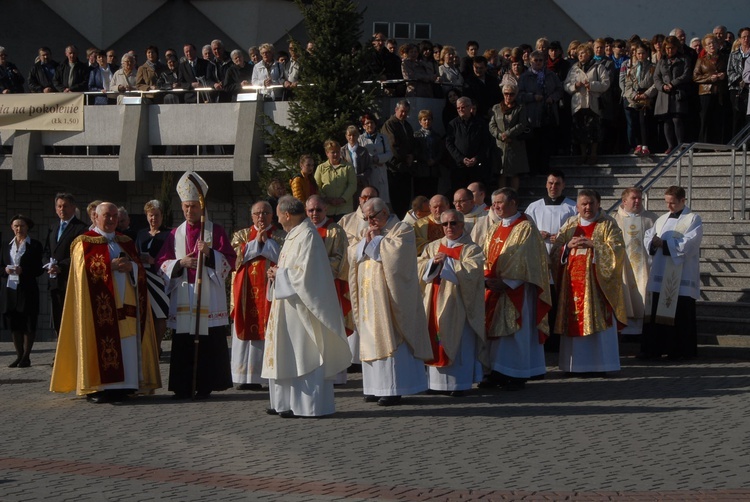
(1, 341), (749, 501)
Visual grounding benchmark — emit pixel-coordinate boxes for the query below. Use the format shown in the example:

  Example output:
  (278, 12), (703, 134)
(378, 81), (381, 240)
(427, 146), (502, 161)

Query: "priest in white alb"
(262, 196), (351, 418)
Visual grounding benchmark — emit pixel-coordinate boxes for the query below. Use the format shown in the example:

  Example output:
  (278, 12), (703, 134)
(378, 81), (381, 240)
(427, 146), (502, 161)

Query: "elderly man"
(445, 96), (491, 191)
(453, 187), (485, 233)
(339, 186), (379, 246)
(53, 45), (89, 92)
(230, 201), (286, 390)
(349, 198), (433, 406)
(551, 189), (627, 375)
(381, 99), (417, 216)
(51, 203), (161, 403)
(415, 194), (449, 254)
(156, 172), (235, 399)
(418, 209), (485, 396)
(614, 187), (658, 335)
(642, 186), (703, 360)
(482, 189), (551, 389)
(262, 196), (351, 418)
(178, 43), (217, 103)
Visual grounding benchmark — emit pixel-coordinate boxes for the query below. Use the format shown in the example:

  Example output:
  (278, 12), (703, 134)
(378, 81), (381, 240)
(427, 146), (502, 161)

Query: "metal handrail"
(605, 125), (750, 219)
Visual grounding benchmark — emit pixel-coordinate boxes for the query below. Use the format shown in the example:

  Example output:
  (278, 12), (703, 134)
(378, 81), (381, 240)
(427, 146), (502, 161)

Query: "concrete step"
(701, 244), (750, 259)
(697, 316), (750, 336)
(697, 301), (750, 317)
(700, 271), (750, 288)
(700, 233), (750, 246)
(701, 258), (750, 274)
(699, 286), (750, 302)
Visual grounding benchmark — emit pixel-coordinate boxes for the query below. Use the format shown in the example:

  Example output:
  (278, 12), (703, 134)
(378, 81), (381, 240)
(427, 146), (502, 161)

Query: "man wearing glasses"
(348, 198), (432, 406)
(452, 187), (485, 233)
(230, 201), (287, 391)
(482, 188), (551, 390)
(418, 209), (485, 397)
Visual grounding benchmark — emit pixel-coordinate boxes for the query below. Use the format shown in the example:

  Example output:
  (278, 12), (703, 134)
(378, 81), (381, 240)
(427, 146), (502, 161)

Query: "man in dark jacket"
(445, 96), (491, 191)
(464, 56), (502, 120)
(381, 99), (416, 216)
(53, 45), (89, 93)
(28, 47), (59, 93)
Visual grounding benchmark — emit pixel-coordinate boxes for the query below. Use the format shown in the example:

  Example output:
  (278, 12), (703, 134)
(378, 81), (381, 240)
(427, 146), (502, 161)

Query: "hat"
(176, 171), (209, 202)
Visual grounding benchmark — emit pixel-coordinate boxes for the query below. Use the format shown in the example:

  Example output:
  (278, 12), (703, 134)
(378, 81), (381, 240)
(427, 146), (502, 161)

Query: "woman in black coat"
(1, 215), (44, 368)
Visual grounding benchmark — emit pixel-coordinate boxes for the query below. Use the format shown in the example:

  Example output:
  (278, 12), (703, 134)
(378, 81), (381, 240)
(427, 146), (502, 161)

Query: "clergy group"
(49, 169), (703, 417)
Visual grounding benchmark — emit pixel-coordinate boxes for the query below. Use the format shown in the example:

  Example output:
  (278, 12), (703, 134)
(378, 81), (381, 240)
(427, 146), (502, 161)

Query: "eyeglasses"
(363, 209), (385, 221)
(441, 221), (459, 227)
(252, 211), (271, 216)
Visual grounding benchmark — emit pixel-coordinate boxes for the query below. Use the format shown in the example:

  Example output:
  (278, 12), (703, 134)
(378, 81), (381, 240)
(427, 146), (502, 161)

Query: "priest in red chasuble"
(482, 188), (551, 390)
(418, 209), (485, 396)
(50, 202), (161, 402)
(551, 189), (627, 374)
(230, 201), (286, 390)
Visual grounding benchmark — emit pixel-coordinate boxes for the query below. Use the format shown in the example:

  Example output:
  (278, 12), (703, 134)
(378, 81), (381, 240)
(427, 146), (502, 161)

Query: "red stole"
(232, 225), (276, 341)
(317, 219), (353, 335)
(426, 243), (463, 366)
(566, 222), (604, 337)
(82, 234), (147, 384)
(484, 216), (526, 338)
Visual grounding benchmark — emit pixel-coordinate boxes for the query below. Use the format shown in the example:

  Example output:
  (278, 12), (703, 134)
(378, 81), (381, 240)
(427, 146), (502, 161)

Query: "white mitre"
(176, 171), (209, 202)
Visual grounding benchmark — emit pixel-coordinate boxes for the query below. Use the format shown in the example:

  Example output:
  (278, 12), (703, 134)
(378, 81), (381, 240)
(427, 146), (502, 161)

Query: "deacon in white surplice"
(262, 196), (351, 418)
(418, 209), (485, 396)
(642, 186), (702, 360)
(613, 187), (657, 335)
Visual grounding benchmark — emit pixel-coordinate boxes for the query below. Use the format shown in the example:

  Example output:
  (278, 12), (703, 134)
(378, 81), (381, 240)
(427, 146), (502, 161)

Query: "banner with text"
(0, 93), (84, 131)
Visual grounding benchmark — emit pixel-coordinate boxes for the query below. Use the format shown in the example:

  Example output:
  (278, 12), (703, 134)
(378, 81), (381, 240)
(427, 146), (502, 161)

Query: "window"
(372, 22), (390, 38)
(393, 22), (410, 39)
(414, 23), (431, 40)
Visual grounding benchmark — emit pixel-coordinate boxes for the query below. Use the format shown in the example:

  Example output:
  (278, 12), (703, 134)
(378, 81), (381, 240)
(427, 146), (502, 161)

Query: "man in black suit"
(464, 56), (502, 120)
(178, 43), (217, 103)
(43, 193), (88, 335)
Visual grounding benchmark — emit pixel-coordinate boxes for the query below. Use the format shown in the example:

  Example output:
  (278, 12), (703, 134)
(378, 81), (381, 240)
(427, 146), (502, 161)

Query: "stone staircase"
(520, 151), (750, 345)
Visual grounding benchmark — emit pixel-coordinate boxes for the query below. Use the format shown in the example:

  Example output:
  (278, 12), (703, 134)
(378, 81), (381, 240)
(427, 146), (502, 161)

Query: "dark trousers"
(641, 292), (697, 359)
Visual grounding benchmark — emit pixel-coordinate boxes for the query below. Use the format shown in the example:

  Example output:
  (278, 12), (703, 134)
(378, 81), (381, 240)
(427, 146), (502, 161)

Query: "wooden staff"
(186, 173), (206, 399)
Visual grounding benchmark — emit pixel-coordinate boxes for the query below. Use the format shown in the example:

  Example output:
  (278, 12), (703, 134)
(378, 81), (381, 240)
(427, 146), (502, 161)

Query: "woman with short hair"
(653, 36), (691, 154)
(693, 34), (730, 143)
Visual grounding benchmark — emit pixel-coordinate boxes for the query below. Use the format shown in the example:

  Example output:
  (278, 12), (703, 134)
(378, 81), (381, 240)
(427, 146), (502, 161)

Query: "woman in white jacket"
(357, 114), (393, 207)
(564, 43), (610, 165)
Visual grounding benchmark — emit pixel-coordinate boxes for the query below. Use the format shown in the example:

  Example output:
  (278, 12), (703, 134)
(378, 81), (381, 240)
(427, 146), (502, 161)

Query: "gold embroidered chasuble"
(414, 214), (444, 254)
(50, 233), (161, 395)
(551, 212), (628, 337)
(483, 216), (552, 339)
(417, 234), (486, 364)
(348, 217), (433, 362)
(316, 219), (355, 334)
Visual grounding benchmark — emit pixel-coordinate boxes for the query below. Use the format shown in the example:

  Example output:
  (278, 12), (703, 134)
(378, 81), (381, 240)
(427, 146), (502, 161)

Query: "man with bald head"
(349, 197), (432, 406)
(415, 194), (450, 254)
(453, 188), (485, 233)
(230, 200), (286, 390)
(51, 202), (161, 402)
(338, 186), (379, 246)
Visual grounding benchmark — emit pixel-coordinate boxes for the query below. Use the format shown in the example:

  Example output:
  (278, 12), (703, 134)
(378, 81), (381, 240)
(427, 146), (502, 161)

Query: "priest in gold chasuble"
(414, 194), (449, 254)
(551, 189), (627, 374)
(482, 189), (551, 390)
(418, 209), (485, 395)
(50, 203), (161, 402)
(230, 201), (286, 390)
(349, 198), (432, 407)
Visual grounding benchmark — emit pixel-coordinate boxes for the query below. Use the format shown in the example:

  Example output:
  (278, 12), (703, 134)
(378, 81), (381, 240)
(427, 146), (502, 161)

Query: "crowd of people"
(2, 162), (702, 417)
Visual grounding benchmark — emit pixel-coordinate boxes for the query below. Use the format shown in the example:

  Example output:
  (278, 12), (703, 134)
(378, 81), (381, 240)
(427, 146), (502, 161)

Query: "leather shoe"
(237, 383), (263, 391)
(377, 396), (401, 407)
(363, 395), (379, 403)
(449, 390), (465, 397)
(18, 357), (31, 368)
(266, 408), (278, 415)
(279, 410), (296, 418)
(171, 392), (191, 400)
(194, 391), (211, 400)
(86, 391), (115, 404)
(8, 357), (21, 368)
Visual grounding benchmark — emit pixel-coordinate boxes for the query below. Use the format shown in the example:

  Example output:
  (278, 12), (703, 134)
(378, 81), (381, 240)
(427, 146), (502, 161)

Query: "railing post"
(730, 148), (736, 220)
(743, 143), (748, 220)
(687, 148), (693, 204)
(677, 154), (682, 186)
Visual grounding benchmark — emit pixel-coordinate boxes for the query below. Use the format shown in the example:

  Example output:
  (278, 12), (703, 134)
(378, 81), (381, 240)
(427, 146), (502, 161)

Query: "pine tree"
(264, 0), (378, 177)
